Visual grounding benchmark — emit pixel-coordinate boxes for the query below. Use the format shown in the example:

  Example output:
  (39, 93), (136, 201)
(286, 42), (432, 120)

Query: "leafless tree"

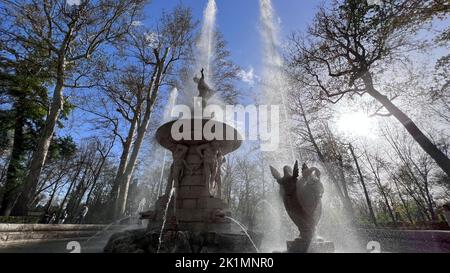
(382, 125), (441, 221)
(289, 91), (356, 218)
(0, 0), (148, 215)
(89, 5), (196, 219)
(287, 0), (450, 178)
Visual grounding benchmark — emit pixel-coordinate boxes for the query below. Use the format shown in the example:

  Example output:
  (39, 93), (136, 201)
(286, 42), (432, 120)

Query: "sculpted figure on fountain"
(213, 148), (225, 198)
(165, 144), (189, 195)
(196, 142), (219, 196)
(193, 68), (215, 108)
(270, 161), (324, 252)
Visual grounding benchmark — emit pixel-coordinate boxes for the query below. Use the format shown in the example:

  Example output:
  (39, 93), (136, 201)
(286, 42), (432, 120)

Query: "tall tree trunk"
(115, 108), (155, 217)
(115, 59), (165, 218)
(349, 144), (377, 227)
(363, 73), (450, 178)
(0, 103), (26, 216)
(13, 58), (66, 216)
(108, 114), (139, 220)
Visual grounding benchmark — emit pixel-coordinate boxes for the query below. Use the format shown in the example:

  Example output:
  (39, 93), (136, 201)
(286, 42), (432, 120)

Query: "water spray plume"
(157, 187), (176, 253)
(226, 216), (260, 253)
(197, 0), (217, 80)
(259, 0), (295, 162)
(157, 88), (179, 197)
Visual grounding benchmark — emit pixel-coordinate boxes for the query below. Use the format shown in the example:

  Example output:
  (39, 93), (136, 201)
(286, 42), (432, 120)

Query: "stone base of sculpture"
(104, 229), (262, 253)
(145, 194), (232, 233)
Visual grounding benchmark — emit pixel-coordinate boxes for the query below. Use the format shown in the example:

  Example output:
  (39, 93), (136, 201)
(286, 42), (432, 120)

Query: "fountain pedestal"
(148, 119), (239, 232)
(104, 119), (261, 253)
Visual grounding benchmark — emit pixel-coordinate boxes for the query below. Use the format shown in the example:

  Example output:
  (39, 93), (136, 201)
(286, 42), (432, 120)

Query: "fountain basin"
(155, 119), (242, 155)
(104, 229), (262, 253)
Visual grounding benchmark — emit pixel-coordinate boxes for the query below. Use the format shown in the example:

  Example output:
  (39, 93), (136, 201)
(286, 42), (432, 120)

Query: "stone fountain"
(104, 71), (261, 253)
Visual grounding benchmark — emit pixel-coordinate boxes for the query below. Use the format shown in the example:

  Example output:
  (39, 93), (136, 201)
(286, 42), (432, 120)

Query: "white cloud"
(66, 0), (81, 6)
(132, 21), (143, 27)
(277, 17), (282, 25)
(238, 67), (257, 86)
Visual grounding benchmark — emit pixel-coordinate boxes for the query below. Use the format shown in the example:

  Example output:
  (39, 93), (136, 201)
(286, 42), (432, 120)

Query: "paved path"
(0, 224), (142, 253)
(0, 236), (109, 253)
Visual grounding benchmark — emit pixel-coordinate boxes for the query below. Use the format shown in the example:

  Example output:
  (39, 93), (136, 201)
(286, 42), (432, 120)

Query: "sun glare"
(337, 111), (377, 138)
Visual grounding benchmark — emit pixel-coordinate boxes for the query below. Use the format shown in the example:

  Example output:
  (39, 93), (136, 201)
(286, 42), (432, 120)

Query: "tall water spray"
(259, 0), (295, 164)
(156, 0), (218, 197)
(258, 0), (362, 252)
(257, 0), (298, 252)
(163, 88), (179, 121)
(157, 88), (179, 197)
(196, 0), (217, 80)
(259, 0), (283, 81)
(179, 0), (218, 108)
(157, 187), (176, 253)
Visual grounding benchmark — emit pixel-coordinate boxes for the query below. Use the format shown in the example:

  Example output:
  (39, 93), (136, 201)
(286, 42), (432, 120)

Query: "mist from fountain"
(317, 168), (363, 252)
(226, 216), (260, 253)
(257, 0), (297, 252)
(157, 187), (176, 253)
(86, 216), (133, 243)
(257, 0), (362, 253)
(164, 88), (179, 121)
(250, 198), (288, 252)
(136, 198), (147, 215)
(156, 151), (168, 197)
(156, 88), (179, 197)
(252, 199), (278, 220)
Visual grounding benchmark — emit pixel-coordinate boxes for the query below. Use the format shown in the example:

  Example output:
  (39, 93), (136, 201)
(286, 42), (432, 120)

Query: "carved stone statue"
(165, 144), (189, 195)
(270, 161), (324, 252)
(193, 68), (215, 108)
(196, 142), (219, 196)
(213, 148), (225, 198)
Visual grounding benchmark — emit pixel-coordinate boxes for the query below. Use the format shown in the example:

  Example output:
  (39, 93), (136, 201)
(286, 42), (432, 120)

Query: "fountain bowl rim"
(155, 118), (242, 154)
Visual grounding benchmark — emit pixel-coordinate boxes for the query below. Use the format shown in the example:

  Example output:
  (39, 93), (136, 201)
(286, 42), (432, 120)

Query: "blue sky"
(61, 0), (449, 149)
(62, 0), (320, 145)
(146, 0), (318, 80)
